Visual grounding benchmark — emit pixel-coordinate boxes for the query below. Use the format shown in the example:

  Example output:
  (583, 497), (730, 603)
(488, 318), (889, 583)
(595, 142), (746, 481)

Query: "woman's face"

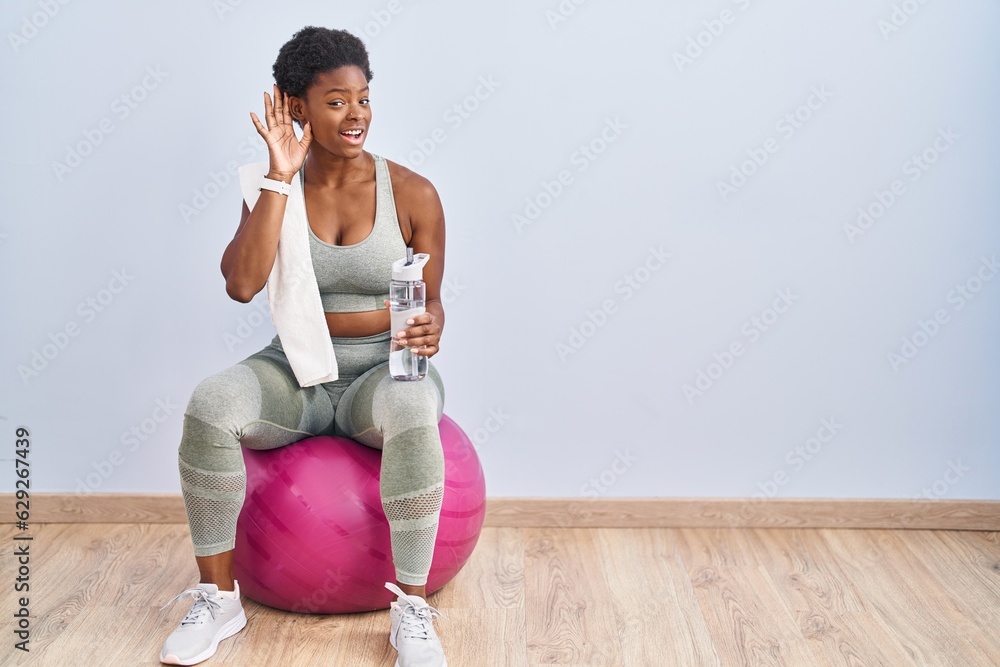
(292, 65), (372, 158)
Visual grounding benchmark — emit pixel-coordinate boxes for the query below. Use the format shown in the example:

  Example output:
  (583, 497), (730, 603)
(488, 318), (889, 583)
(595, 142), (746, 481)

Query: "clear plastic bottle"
(389, 248), (431, 381)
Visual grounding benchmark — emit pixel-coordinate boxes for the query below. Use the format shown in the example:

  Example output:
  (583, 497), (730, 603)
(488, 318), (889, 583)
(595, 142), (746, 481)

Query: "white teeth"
(343, 129), (362, 136)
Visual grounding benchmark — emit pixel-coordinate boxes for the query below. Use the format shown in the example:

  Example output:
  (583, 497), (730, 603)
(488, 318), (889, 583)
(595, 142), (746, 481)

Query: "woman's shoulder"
(381, 156), (441, 206)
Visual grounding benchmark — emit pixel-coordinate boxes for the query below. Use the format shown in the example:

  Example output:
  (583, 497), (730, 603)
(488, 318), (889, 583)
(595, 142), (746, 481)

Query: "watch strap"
(258, 175), (291, 196)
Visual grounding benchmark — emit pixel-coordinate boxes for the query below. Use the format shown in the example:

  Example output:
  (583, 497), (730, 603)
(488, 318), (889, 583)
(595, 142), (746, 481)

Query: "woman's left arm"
(389, 174), (446, 357)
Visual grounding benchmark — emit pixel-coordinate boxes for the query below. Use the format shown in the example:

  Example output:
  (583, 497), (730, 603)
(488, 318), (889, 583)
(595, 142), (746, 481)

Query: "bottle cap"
(392, 252), (430, 282)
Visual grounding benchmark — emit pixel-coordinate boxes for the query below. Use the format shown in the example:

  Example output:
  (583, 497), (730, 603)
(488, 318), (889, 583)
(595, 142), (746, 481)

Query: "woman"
(159, 27), (450, 667)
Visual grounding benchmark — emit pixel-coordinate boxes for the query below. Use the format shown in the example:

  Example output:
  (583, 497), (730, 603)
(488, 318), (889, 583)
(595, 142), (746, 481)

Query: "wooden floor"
(2, 524), (998, 666)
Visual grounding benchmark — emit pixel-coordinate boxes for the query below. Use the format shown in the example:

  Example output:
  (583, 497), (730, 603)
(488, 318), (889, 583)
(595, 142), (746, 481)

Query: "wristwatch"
(258, 175), (291, 196)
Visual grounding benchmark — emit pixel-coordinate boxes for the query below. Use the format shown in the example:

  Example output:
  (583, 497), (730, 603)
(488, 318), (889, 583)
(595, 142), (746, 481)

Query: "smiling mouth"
(341, 129), (364, 137)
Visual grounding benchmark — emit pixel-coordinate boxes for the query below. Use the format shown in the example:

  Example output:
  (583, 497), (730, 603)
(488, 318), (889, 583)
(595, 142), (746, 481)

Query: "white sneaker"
(385, 581), (448, 667)
(159, 580), (247, 665)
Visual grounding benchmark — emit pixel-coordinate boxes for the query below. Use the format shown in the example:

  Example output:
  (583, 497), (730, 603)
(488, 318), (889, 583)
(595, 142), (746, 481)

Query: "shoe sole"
(390, 635), (447, 667)
(394, 659), (447, 667)
(160, 609), (247, 665)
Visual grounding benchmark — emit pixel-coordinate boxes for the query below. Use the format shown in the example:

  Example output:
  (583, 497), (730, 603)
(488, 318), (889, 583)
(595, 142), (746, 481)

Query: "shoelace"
(159, 587), (223, 626)
(398, 600), (448, 640)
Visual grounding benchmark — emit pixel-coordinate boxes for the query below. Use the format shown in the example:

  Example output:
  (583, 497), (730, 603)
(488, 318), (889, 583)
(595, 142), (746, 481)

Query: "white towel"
(237, 161), (338, 387)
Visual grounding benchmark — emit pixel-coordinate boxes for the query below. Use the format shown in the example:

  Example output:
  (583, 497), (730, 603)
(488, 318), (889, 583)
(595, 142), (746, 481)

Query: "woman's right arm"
(221, 172), (293, 303)
(220, 84), (312, 303)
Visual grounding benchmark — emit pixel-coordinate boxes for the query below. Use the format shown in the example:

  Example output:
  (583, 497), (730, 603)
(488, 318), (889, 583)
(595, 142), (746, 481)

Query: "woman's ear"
(287, 96), (306, 126)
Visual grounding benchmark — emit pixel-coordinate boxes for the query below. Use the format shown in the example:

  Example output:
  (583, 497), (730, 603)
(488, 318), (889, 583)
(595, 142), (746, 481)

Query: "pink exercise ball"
(232, 414), (486, 614)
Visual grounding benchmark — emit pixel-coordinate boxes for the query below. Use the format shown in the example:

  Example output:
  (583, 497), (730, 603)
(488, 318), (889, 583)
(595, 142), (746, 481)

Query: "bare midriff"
(324, 309), (392, 338)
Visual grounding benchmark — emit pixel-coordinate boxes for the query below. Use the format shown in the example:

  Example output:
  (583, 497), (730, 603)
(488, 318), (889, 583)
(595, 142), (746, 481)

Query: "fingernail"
(406, 319), (414, 325)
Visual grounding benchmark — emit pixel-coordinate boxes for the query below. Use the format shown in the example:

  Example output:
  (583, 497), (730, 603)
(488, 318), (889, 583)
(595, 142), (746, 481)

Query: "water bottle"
(389, 248), (430, 381)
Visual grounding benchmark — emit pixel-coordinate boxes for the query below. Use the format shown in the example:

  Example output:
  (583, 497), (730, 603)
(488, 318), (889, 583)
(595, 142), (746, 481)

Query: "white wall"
(2, 0), (997, 500)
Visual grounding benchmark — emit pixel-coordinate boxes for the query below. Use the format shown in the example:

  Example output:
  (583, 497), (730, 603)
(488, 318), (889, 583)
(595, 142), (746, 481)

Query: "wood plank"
(674, 527), (821, 666)
(818, 529), (994, 667)
(424, 608), (527, 667)
(746, 528), (915, 666)
(432, 526), (525, 610)
(597, 527), (721, 666)
(428, 527), (528, 664)
(896, 530), (1000, 663)
(523, 527), (621, 665)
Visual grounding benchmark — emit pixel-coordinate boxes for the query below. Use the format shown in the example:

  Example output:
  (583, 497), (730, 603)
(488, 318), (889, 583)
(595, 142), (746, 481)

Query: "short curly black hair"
(272, 26), (373, 127)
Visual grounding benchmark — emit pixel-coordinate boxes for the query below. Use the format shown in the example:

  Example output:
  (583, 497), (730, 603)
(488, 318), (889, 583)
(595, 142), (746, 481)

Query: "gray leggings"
(177, 330), (445, 586)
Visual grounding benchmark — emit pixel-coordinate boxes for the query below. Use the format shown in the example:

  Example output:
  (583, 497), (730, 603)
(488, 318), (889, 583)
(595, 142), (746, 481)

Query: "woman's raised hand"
(249, 84), (312, 179)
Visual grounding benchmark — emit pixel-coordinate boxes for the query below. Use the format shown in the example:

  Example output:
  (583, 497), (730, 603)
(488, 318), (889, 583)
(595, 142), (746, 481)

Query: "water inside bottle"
(389, 300), (427, 380)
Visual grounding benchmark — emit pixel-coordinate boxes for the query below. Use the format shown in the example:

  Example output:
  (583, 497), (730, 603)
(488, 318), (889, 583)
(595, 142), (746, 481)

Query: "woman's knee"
(335, 360), (445, 443)
(184, 363), (263, 431)
(178, 363), (263, 464)
(373, 371), (444, 428)
(184, 354), (335, 458)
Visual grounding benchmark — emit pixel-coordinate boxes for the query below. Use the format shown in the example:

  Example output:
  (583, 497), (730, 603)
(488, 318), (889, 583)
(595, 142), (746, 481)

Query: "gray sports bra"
(301, 153), (408, 313)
